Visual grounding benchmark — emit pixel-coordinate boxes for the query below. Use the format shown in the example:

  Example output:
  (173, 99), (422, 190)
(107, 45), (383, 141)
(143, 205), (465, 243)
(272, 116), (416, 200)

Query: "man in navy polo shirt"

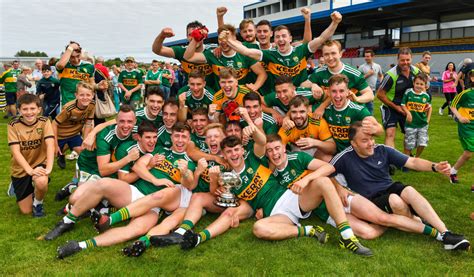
(330, 121), (470, 251)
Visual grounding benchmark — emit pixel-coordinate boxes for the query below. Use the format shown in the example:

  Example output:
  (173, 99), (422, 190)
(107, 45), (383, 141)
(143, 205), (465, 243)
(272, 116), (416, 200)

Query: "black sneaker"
(122, 240), (146, 257)
(55, 182), (77, 201)
(442, 231), (470, 250)
(339, 236), (373, 257)
(57, 240), (82, 259)
(32, 204), (45, 217)
(308, 225), (328, 244)
(180, 230), (199, 250)
(91, 211), (110, 233)
(150, 232), (184, 247)
(449, 174), (459, 184)
(57, 155), (66, 169)
(45, 221), (75, 241)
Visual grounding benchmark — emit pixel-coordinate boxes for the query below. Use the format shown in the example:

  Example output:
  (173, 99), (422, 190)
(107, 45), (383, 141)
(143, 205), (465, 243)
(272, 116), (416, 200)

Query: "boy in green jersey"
(144, 60), (162, 94)
(0, 62), (20, 118)
(56, 123), (196, 259)
(177, 69), (214, 122)
(449, 69), (474, 183)
(118, 56), (143, 107)
(401, 74), (432, 158)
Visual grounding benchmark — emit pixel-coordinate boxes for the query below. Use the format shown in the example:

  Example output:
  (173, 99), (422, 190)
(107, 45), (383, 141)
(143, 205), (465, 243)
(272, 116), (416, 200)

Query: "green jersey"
(77, 124), (134, 176)
(145, 69), (162, 89)
(177, 86), (215, 111)
(115, 140), (149, 174)
(57, 60), (95, 105)
(134, 148), (196, 195)
(261, 42), (313, 88)
(274, 152), (314, 189)
(0, 69), (19, 93)
(160, 68), (172, 87)
(203, 49), (257, 91)
(157, 125), (172, 149)
(195, 160), (225, 193)
(323, 101), (371, 152)
(118, 69), (143, 101)
(401, 89), (431, 128)
(451, 88), (474, 138)
(232, 151), (286, 216)
(263, 87), (317, 115)
(171, 45), (214, 87)
(191, 133), (208, 152)
(240, 112), (278, 135)
(308, 63), (369, 99)
(134, 107), (163, 133)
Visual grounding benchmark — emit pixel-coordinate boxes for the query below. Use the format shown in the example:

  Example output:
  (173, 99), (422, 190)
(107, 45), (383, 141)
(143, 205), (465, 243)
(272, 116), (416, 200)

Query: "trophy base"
(214, 196), (240, 208)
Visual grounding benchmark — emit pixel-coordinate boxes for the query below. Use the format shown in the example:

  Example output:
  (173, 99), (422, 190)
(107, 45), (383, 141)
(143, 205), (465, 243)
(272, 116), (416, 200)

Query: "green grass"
(0, 96), (473, 275)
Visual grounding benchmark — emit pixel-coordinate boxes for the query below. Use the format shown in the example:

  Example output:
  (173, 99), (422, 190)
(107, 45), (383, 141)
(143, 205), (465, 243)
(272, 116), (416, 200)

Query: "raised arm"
(56, 42), (80, 70)
(216, 7), (227, 29)
(221, 31), (263, 61)
(183, 38), (207, 64)
(308, 11), (342, 53)
(152, 28), (177, 58)
(301, 7), (312, 43)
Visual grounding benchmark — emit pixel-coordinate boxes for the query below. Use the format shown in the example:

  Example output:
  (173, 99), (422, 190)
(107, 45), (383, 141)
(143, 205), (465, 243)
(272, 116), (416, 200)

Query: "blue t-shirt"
(330, 144), (409, 198)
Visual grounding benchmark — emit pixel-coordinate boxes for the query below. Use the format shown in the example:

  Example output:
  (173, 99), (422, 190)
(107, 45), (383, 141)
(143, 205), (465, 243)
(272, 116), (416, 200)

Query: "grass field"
(0, 96), (472, 276)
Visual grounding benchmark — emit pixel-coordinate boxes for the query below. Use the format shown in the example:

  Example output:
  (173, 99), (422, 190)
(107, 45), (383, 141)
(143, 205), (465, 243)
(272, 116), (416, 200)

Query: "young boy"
(7, 94), (55, 217)
(52, 81), (95, 169)
(401, 74), (432, 158)
(449, 69), (474, 183)
(36, 65), (61, 119)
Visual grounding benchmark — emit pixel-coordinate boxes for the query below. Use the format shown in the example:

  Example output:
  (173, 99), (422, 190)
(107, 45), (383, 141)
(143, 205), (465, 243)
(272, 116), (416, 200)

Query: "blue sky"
(0, 0), (254, 62)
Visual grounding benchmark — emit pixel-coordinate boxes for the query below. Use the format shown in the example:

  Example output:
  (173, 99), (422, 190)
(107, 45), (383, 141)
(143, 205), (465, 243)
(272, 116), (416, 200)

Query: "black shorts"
(380, 105), (405, 134)
(6, 92), (17, 105)
(369, 182), (407, 213)
(11, 165), (49, 202)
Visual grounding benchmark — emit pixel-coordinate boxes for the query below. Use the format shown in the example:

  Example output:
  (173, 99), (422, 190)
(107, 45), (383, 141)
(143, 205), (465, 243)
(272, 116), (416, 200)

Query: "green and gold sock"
(138, 235), (151, 248)
(176, 220), (195, 235)
(197, 230), (211, 245)
(423, 225), (440, 239)
(63, 211), (78, 224)
(79, 238), (97, 249)
(337, 221), (354, 240)
(110, 207), (131, 225)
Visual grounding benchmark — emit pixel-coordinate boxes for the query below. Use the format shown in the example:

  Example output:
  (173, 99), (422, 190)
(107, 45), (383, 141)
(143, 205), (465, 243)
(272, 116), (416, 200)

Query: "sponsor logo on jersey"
(212, 65), (249, 80)
(123, 79), (139, 86)
(406, 101), (428, 112)
(20, 139), (42, 151)
(237, 165), (271, 201)
(329, 124), (349, 139)
(267, 58), (307, 77)
(155, 159), (181, 183)
(59, 68), (91, 81)
(181, 62), (212, 76)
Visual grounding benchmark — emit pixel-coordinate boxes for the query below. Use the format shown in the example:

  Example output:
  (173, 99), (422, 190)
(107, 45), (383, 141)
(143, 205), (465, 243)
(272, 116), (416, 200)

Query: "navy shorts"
(58, 134), (83, 150)
(380, 105), (405, 134)
(6, 92), (16, 105)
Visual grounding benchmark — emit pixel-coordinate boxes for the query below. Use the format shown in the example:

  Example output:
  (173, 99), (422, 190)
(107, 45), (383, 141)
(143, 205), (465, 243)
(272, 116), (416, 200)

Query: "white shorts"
(129, 185), (160, 214)
(78, 170), (101, 184)
(176, 185), (193, 208)
(326, 195), (354, 228)
(270, 190), (311, 225)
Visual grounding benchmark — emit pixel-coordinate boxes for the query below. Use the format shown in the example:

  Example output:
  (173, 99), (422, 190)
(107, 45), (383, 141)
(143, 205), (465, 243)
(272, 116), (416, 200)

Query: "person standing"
(440, 62), (457, 116)
(0, 62), (20, 118)
(415, 51), (436, 89)
(359, 50), (383, 114)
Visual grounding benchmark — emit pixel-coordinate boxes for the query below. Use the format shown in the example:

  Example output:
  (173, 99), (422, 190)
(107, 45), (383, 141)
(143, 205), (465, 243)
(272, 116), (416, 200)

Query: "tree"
(14, 50), (48, 57)
(104, 57), (123, 67)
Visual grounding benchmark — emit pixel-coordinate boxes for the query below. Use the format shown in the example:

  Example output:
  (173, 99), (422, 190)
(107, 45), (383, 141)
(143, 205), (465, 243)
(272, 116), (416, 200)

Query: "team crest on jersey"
(422, 98), (427, 103)
(345, 117), (351, 124)
(37, 128), (43, 134)
(293, 56), (299, 63)
(290, 169), (296, 176)
(247, 167), (254, 174)
(237, 62), (243, 68)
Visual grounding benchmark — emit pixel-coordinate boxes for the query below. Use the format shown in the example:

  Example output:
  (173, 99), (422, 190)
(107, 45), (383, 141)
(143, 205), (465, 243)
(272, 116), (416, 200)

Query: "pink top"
(442, 70), (457, 93)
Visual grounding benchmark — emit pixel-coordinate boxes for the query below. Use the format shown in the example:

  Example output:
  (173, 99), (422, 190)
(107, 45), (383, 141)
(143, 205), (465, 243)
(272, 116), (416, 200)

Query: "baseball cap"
(125, 56), (135, 62)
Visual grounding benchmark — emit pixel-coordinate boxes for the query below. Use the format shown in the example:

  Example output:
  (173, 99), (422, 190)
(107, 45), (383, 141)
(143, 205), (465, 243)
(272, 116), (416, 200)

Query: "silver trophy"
(214, 171), (241, 207)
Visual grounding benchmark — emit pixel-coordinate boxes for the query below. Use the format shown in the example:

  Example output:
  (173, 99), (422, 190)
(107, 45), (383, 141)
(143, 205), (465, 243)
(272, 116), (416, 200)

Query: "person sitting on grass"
(330, 121), (471, 251)
(400, 73), (432, 160)
(448, 69), (474, 184)
(7, 94), (54, 217)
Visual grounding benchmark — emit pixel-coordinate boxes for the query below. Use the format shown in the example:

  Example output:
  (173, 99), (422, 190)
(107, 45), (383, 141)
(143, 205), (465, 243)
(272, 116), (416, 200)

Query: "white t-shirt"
(359, 62), (383, 90)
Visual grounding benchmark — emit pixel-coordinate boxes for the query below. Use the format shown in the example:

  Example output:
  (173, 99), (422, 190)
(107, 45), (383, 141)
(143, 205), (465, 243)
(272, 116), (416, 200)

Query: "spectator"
(415, 51), (436, 89)
(16, 67), (32, 98)
(359, 49), (383, 114)
(440, 62), (457, 116)
(31, 59), (44, 94)
(36, 65), (60, 119)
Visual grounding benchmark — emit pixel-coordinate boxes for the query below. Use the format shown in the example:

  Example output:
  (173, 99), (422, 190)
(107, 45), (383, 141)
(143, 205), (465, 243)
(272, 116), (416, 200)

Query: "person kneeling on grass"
(330, 121), (470, 251)
(178, 122), (373, 257)
(8, 94), (55, 217)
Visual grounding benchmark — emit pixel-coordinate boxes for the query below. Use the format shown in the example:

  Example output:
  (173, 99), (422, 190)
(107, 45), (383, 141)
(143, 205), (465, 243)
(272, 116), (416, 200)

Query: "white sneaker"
(438, 107), (443, 116)
(66, 151), (79, 160)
